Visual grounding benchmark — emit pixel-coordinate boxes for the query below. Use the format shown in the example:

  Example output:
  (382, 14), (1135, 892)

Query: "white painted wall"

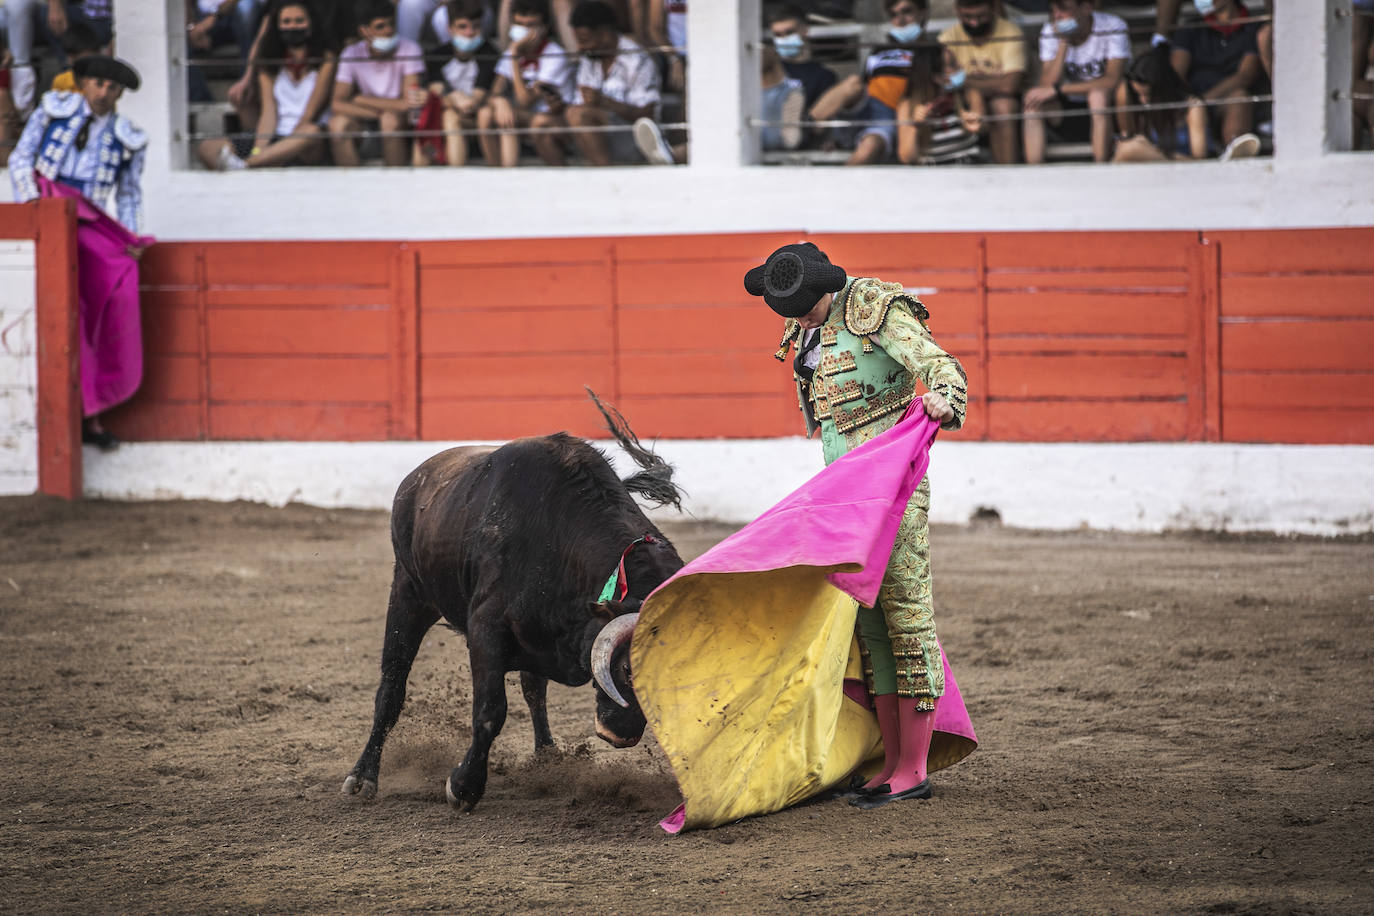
(5, 2), (1364, 240)
(81, 440), (1374, 536)
(0, 241), (39, 495)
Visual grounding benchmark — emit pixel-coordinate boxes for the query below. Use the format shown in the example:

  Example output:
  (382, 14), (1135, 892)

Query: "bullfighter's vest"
(28, 91), (146, 205)
(777, 277), (930, 465)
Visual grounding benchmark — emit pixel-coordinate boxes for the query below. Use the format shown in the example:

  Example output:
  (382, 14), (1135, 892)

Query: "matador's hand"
(922, 390), (953, 423)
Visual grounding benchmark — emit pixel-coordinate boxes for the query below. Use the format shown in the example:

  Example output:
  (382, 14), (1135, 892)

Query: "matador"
(744, 241), (968, 810)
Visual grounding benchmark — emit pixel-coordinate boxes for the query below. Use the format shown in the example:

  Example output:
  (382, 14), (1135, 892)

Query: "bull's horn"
(590, 613), (639, 708)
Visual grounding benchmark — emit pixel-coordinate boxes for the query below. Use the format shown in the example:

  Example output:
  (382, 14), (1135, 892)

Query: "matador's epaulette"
(842, 279), (931, 353)
(774, 319), (801, 361)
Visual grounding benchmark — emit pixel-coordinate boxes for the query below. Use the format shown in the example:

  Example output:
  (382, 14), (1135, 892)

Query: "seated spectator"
(765, 3), (837, 110)
(50, 19), (104, 92)
(938, 0), (1026, 164)
(329, 0), (427, 167)
(476, 0), (576, 167)
(0, 58), (17, 168)
(1023, 0), (1129, 164)
(646, 0), (687, 94)
(1353, 0), (1373, 148)
(7, 0), (115, 116)
(809, 0), (929, 166)
(187, 0), (268, 102)
(1169, 0), (1264, 160)
(896, 42), (984, 165)
(559, 0), (661, 166)
(757, 39), (806, 153)
(1112, 44), (1207, 162)
(413, 0), (498, 166)
(198, 0), (337, 170)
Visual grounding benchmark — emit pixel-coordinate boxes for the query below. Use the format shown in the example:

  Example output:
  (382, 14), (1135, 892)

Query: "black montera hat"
(743, 242), (847, 318)
(73, 55), (141, 91)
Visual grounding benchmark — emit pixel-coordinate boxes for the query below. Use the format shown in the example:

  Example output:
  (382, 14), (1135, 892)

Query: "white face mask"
(1194, 0), (1217, 14)
(773, 33), (805, 59)
(888, 22), (924, 44)
(1053, 17), (1079, 36)
(370, 34), (399, 54)
(508, 23), (531, 43)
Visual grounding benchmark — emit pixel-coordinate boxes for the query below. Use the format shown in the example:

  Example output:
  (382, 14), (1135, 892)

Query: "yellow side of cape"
(632, 567), (881, 830)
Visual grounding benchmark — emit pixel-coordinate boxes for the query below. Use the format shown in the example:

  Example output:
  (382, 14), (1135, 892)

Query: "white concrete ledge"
(80, 440), (1374, 536)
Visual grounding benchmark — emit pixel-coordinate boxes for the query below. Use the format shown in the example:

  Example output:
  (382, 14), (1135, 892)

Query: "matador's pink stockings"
(865, 694), (936, 795)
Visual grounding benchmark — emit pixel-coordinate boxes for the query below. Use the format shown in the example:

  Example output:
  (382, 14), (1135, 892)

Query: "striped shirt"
(919, 95), (980, 165)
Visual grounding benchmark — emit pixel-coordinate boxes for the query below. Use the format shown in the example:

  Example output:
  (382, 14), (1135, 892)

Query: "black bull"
(343, 399), (684, 811)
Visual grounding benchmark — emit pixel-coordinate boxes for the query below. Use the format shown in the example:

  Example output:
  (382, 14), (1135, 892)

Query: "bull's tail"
(586, 387), (684, 511)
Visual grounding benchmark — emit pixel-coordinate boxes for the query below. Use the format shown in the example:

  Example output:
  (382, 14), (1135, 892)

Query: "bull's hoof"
(342, 773), (377, 800)
(445, 775), (479, 813)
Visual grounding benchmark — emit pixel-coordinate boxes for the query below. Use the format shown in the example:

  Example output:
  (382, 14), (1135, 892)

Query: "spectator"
(938, 0), (1026, 164)
(1112, 44), (1208, 162)
(0, 60), (18, 168)
(896, 41), (984, 165)
(1023, 0), (1129, 164)
(476, 0), (576, 167)
(758, 38), (806, 153)
(198, 0), (337, 170)
(1169, 0), (1263, 161)
(646, 0), (686, 94)
(764, 2), (837, 110)
(395, 0), (460, 47)
(561, 0), (660, 166)
(329, 0), (427, 166)
(1352, 0), (1372, 148)
(187, 1), (268, 102)
(413, 0), (498, 166)
(50, 19), (104, 92)
(809, 0), (929, 166)
(6, 0), (115, 116)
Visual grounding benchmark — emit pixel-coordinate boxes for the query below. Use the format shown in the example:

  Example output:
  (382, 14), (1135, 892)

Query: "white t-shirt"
(576, 34), (661, 110)
(336, 38), (426, 100)
(273, 68), (326, 136)
(1038, 11), (1130, 100)
(495, 38), (577, 110)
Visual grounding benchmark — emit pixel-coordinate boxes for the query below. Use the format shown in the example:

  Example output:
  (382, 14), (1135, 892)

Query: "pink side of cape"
(37, 177), (154, 417)
(651, 406), (978, 834)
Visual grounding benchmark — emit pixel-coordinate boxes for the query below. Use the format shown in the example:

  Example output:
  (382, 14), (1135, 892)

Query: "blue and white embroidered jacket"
(8, 91), (148, 233)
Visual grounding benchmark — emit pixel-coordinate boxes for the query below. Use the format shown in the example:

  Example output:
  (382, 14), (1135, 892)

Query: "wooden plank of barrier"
(209, 403), (392, 441)
(390, 245), (419, 440)
(209, 355), (390, 403)
(34, 198), (80, 499)
(1197, 238), (1222, 441)
(208, 308), (391, 355)
(990, 400), (1188, 442)
(1222, 320), (1374, 372)
(1207, 227), (1374, 275)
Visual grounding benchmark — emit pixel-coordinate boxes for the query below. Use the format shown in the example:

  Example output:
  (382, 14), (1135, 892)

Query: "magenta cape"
(632, 407), (978, 832)
(37, 177), (154, 417)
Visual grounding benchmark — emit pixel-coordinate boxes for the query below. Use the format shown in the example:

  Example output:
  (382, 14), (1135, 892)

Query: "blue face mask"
(773, 33), (805, 59)
(451, 33), (483, 53)
(889, 22), (924, 44)
(1053, 17), (1079, 35)
(945, 68), (967, 90)
(508, 23), (531, 43)
(370, 34), (399, 54)
(1194, 0), (1216, 14)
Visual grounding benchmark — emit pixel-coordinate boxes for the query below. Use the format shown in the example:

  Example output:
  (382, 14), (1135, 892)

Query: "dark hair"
(764, 2), (807, 26)
(1124, 44), (1194, 155)
(885, 0), (929, 12)
(60, 19), (103, 56)
(446, 0), (486, 22)
(258, 0), (337, 76)
(569, 0), (618, 30)
(902, 40), (945, 103)
(953, 0), (991, 8)
(510, 0), (550, 20)
(354, 0), (395, 28)
(1048, 0), (1087, 10)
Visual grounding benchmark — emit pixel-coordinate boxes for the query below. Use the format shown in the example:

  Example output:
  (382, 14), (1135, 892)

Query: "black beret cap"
(743, 242), (847, 318)
(73, 55), (141, 91)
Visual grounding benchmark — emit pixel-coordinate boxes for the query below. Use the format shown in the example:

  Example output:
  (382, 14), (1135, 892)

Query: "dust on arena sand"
(2, 496), (1372, 914)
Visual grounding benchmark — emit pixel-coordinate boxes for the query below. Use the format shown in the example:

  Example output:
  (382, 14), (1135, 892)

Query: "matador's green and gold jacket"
(775, 277), (968, 465)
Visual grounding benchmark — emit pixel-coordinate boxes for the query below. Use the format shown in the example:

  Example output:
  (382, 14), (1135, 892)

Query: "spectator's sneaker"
(1219, 132), (1261, 161)
(216, 145), (248, 171)
(11, 66), (36, 117)
(779, 85), (806, 151)
(633, 117), (675, 165)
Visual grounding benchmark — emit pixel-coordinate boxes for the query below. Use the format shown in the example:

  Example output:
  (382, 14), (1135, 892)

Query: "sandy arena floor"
(2, 495), (1372, 914)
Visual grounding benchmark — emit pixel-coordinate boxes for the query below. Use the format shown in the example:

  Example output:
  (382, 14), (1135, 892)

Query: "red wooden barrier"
(85, 228), (1374, 448)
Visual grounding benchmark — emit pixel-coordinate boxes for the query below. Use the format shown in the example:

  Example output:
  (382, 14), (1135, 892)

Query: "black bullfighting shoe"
(848, 779), (932, 810)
